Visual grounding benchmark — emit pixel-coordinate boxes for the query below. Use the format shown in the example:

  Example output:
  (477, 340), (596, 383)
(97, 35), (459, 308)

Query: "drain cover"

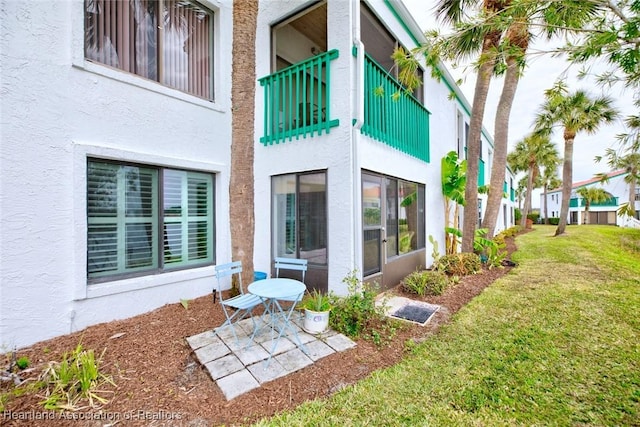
(391, 303), (439, 325)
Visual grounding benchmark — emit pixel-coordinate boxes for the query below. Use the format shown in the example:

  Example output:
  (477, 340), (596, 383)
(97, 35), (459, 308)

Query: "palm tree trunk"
(482, 26), (525, 238)
(543, 185), (549, 224)
(230, 0), (258, 285)
(629, 177), (637, 217)
(555, 137), (575, 236)
(462, 31), (501, 252)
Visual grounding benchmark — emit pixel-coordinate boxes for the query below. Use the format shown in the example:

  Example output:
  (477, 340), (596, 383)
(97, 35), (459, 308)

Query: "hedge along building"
(0, 0), (515, 349)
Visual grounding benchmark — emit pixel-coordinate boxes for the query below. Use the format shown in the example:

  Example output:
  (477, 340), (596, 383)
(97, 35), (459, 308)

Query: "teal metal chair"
(274, 257), (308, 283)
(274, 257), (308, 305)
(213, 261), (263, 344)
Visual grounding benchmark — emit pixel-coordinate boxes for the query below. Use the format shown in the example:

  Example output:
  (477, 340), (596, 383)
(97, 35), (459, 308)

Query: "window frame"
(271, 170), (328, 266)
(87, 158), (216, 284)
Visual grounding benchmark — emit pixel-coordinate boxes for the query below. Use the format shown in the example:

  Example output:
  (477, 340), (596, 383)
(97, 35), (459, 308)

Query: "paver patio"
(186, 313), (356, 400)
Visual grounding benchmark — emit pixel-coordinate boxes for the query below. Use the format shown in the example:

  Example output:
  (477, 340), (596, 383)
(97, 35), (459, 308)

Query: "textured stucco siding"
(0, 0), (234, 348)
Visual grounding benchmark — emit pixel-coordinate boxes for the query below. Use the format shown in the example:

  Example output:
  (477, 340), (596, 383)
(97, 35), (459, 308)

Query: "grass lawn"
(254, 225), (640, 426)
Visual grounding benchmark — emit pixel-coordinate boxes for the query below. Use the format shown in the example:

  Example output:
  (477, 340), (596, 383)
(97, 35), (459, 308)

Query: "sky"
(403, 0), (636, 197)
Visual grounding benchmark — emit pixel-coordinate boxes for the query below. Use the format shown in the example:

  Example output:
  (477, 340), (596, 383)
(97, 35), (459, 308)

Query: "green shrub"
(329, 271), (397, 346)
(514, 208), (522, 222)
(402, 269), (450, 296)
(436, 253), (482, 276)
(527, 212), (540, 223)
(16, 356), (29, 370)
(549, 217), (559, 225)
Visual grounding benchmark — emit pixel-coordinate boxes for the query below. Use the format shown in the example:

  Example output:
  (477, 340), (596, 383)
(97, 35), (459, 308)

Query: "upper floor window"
(84, 0), (214, 100)
(87, 159), (215, 282)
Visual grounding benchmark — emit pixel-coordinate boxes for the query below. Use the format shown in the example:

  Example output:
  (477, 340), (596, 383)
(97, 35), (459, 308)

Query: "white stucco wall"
(0, 0), (234, 349)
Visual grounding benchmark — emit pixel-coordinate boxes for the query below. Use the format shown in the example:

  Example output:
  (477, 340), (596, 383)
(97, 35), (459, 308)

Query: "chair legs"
(213, 306), (258, 346)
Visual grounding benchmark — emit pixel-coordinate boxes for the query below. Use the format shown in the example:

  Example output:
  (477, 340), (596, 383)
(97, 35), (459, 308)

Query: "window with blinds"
(84, 0), (214, 100)
(87, 160), (215, 281)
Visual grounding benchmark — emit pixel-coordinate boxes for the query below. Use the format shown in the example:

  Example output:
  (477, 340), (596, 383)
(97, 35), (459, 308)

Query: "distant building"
(540, 170), (640, 225)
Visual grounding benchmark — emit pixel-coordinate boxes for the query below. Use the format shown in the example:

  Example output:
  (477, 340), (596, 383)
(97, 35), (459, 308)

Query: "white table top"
(248, 278), (305, 300)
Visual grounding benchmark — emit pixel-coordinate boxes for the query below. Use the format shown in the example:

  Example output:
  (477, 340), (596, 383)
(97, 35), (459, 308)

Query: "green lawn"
(254, 225), (640, 426)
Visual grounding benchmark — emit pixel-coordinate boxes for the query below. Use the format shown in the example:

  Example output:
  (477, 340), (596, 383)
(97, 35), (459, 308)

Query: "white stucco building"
(1, 0), (516, 349)
(540, 170), (640, 226)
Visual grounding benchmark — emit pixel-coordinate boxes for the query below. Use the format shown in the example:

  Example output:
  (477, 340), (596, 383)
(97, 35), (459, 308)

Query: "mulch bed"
(1, 236), (518, 426)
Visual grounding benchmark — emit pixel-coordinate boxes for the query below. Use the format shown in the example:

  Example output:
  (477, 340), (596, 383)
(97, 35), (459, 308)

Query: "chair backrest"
(274, 257), (307, 283)
(214, 261), (243, 302)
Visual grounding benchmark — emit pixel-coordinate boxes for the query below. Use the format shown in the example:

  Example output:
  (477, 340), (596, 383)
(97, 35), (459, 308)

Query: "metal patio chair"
(213, 261), (263, 345)
(273, 257), (309, 316)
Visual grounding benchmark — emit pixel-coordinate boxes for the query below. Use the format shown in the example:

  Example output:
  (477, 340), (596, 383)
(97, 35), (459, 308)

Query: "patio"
(186, 313), (357, 400)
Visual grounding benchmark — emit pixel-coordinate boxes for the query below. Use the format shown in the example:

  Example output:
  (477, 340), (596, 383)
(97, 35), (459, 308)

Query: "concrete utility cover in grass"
(391, 303), (438, 324)
(380, 296), (440, 326)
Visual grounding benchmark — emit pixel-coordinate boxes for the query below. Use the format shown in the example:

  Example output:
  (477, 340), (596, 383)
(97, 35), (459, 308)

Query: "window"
(84, 0), (214, 100)
(87, 160), (215, 281)
(272, 172), (327, 265)
(362, 172), (425, 266)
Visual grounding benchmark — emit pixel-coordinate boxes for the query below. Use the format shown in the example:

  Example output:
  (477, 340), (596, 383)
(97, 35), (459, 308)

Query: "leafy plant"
(474, 228), (507, 268)
(428, 235), (441, 267)
(402, 269), (450, 296)
(300, 289), (331, 312)
(329, 271), (397, 346)
(38, 343), (114, 411)
(16, 356), (29, 370)
(436, 253), (482, 276)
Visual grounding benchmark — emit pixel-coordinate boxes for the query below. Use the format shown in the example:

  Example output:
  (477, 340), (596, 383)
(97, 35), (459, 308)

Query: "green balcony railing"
(510, 187), (515, 202)
(361, 54), (430, 162)
(478, 158), (485, 187)
(259, 49), (340, 145)
(570, 196), (618, 207)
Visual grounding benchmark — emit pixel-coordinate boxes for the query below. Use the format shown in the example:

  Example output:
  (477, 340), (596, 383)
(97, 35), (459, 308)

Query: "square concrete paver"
(187, 319), (356, 400)
(194, 339), (230, 364)
(204, 354), (244, 380)
(304, 339), (336, 361)
(216, 369), (260, 400)
(274, 347), (313, 371)
(325, 333), (358, 352)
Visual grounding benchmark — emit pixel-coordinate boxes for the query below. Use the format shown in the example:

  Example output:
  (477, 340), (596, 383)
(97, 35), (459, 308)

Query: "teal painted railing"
(570, 197), (618, 207)
(510, 187), (515, 202)
(478, 158), (485, 186)
(259, 50), (340, 145)
(361, 54), (430, 163)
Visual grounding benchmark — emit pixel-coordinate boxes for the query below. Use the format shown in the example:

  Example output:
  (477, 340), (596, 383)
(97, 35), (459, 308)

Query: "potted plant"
(300, 289), (331, 334)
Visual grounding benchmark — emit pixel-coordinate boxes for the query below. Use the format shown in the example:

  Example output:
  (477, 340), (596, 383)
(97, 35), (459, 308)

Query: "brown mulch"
(1, 236), (519, 427)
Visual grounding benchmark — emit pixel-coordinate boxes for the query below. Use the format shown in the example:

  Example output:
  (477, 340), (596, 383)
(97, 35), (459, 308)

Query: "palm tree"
(431, 0), (601, 245)
(576, 186), (610, 224)
(540, 164), (562, 224)
(534, 81), (618, 236)
(230, 0), (258, 285)
(595, 148), (640, 217)
(507, 133), (559, 227)
(435, 0), (510, 252)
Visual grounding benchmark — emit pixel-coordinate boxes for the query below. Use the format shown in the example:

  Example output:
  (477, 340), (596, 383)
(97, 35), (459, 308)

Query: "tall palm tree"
(576, 186), (610, 224)
(482, 0), (599, 238)
(432, 0), (600, 246)
(540, 164), (562, 224)
(535, 81), (619, 236)
(507, 133), (559, 226)
(596, 148), (640, 217)
(230, 0), (258, 285)
(435, 0), (510, 252)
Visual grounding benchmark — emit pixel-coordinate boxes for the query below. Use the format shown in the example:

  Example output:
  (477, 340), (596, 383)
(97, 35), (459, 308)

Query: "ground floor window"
(272, 171), (327, 265)
(362, 172), (425, 276)
(87, 159), (215, 281)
